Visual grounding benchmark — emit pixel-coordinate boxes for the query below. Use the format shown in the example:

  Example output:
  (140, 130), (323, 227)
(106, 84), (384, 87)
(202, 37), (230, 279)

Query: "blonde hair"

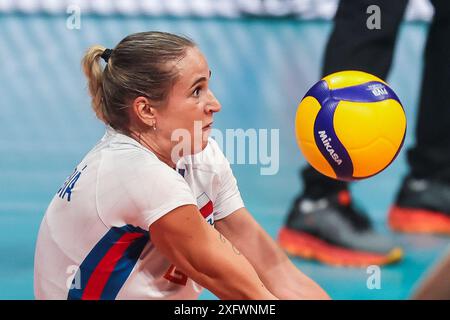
(82, 45), (109, 124)
(81, 32), (195, 131)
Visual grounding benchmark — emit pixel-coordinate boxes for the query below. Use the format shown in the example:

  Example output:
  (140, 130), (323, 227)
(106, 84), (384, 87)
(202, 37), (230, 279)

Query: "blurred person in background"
(279, 0), (450, 267)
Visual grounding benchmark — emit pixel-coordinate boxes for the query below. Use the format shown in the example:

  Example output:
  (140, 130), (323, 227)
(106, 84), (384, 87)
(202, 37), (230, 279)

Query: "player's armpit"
(149, 204), (277, 300)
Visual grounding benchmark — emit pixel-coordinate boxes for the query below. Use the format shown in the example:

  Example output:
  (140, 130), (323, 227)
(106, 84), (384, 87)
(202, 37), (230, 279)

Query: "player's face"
(156, 46), (221, 156)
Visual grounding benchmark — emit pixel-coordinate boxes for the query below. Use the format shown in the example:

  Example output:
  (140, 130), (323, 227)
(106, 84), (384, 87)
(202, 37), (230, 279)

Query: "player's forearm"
(225, 220), (329, 299)
(180, 234), (277, 300)
(260, 258), (330, 300)
(189, 260), (277, 300)
(237, 232), (329, 299)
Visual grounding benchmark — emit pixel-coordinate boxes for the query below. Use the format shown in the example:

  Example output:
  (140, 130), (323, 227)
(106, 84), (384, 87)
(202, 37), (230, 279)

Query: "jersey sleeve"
(97, 150), (197, 230)
(209, 140), (245, 221)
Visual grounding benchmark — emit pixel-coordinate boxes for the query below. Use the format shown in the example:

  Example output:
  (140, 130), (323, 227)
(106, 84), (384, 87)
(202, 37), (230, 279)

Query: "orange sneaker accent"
(388, 206), (450, 235)
(278, 227), (402, 267)
(338, 190), (351, 206)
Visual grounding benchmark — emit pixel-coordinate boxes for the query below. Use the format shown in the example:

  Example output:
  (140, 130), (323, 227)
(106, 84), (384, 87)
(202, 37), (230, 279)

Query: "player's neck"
(129, 130), (177, 169)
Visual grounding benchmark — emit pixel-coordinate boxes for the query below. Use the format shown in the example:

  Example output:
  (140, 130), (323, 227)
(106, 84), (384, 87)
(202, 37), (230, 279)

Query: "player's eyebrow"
(190, 70), (212, 89)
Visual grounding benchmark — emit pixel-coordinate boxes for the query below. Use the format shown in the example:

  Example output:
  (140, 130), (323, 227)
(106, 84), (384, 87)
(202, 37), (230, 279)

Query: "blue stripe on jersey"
(100, 233), (149, 300)
(67, 225), (148, 300)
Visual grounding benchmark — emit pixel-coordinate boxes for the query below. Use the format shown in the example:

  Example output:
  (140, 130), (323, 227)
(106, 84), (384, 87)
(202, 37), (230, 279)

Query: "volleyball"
(295, 70), (407, 181)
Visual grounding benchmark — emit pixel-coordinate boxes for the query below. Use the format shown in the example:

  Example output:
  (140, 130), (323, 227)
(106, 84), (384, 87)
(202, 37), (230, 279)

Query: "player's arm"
(215, 207), (330, 300)
(149, 204), (277, 300)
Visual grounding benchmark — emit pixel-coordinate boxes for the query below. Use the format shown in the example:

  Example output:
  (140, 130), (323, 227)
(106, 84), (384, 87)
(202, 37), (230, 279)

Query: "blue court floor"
(0, 14), (448, 299)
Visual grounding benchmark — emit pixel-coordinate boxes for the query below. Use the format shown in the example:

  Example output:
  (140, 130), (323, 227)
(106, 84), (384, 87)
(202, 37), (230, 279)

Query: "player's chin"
(200, 128), (211, 148)
(201, 138), (208, 150)
(190, 136), (209, 154)
(200, 136), (210, 151)
(202, 130), (210, 146)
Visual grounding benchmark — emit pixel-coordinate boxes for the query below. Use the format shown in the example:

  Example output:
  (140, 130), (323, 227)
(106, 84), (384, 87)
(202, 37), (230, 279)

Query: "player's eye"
(193, 87), (202, 97)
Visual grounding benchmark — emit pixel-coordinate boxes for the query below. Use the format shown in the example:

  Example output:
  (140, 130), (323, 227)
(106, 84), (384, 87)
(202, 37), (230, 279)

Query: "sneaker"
(278, 190), (403, 267)
(388, 176), (450, 235)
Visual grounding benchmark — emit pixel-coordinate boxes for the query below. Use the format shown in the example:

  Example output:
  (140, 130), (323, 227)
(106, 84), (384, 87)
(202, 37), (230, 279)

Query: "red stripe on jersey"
(81, 232), (145, 300)
(199, 200), (213, 218)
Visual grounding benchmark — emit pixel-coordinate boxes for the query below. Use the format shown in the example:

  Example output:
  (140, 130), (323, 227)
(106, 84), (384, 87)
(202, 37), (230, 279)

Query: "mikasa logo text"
(318, 130), (342, 165)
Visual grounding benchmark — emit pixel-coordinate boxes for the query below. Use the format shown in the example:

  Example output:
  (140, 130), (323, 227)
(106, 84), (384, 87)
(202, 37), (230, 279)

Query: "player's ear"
(131, 96), (156, 126)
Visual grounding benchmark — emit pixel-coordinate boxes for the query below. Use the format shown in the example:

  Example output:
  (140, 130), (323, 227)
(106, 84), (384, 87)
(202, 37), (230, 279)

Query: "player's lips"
(202, 122), (213, 130)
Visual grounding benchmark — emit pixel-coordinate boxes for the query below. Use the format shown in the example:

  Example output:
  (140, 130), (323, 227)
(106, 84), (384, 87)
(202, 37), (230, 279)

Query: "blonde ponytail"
(82, 45), (109, 124)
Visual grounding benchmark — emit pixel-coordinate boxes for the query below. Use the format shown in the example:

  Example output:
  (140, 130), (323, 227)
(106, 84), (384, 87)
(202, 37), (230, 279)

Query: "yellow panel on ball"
(295, 96), (336, 179)
(377, 99), (407, 149)
(295, 96), (321, 144)
(347, 138), (397, 178)
(298, 141), (337, 179)
(333, 99), (405, 178)
(333, 100), (380, 149)
(323, 70), (387, 90)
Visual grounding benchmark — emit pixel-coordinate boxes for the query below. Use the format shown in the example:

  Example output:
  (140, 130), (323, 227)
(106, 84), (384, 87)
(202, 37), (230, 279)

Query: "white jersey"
(34, 127), (244, 300)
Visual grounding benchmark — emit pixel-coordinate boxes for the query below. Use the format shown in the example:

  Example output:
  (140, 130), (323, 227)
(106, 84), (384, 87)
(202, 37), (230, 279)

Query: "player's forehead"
(174, 46), (209, 87)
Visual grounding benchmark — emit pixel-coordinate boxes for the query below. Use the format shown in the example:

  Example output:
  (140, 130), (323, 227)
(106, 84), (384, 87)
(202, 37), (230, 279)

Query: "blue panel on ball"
(303, 80), (354, 180)
(303, 79), (330, 105)
(313, 99), (354, 181)
(331, 81), (402, 104)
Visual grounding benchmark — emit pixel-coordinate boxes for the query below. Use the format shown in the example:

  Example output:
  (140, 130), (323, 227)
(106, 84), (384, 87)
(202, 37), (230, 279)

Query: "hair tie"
(101, 48), (113, 63)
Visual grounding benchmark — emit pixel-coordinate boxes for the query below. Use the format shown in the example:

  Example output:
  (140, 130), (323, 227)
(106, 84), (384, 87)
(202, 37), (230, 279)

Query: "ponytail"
(81, 45), (109, 124)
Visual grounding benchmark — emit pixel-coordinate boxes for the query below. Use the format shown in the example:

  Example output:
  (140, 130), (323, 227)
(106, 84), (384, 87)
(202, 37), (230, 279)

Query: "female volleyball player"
(34, 31), (329, 300)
